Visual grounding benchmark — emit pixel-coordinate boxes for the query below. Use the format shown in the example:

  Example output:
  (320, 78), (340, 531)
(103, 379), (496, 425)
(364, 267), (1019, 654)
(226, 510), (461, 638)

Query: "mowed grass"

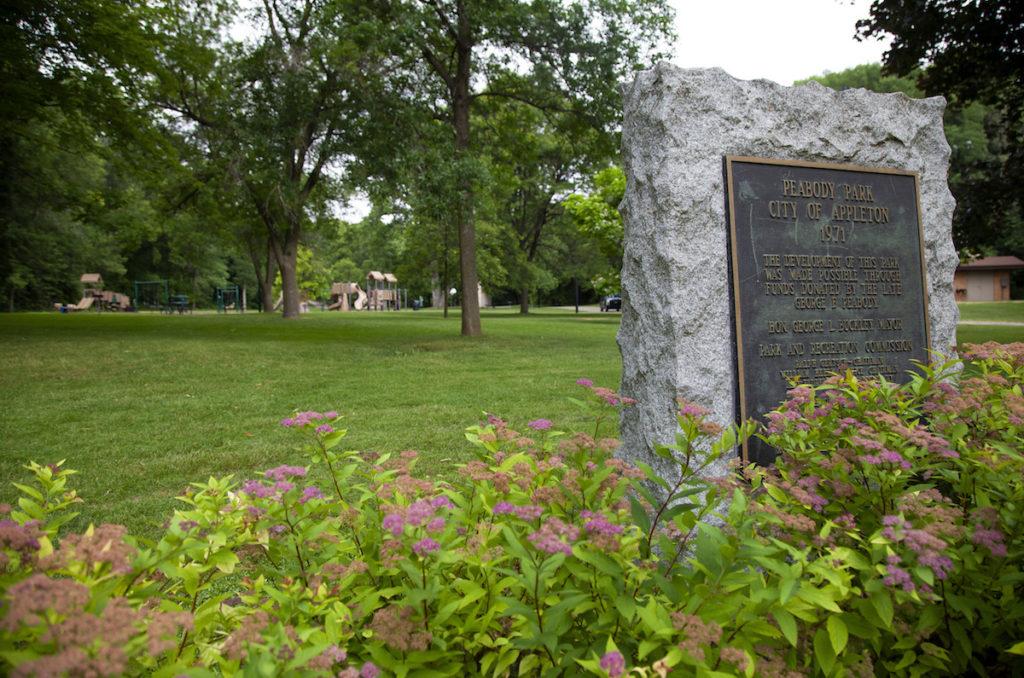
(956, 301), (1024, 345)
(1, 305), (1020, 538)
(957, 300), (1024, 323)
(0, 309), (621, 537)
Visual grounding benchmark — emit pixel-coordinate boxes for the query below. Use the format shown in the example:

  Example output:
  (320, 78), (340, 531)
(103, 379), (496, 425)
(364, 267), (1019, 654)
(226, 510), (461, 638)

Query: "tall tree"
(388, 0), (673, 335)
(857, 1), (1024, 256)
(154, 0), (391, 318)
(478, 94), (611, 313)
(800, 63), (1019, 257)
(563, 165), (625, 296)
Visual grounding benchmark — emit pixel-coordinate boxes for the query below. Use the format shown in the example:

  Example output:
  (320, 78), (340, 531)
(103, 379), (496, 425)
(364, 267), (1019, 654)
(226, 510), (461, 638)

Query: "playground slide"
(354, 288), (367, 310)
(73, 297), (94, 311)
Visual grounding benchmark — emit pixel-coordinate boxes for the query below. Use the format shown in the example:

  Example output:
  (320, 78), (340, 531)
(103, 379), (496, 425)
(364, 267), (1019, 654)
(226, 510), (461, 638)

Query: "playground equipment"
(163, 294), (191, 314)
(273, 294), (311, 313)
(55, 274), (131, 312)
(215, 285), (245, 313)
(366, 271), (404, 310)
(327, 282), (367, 311)
(133, 280), (170, 311)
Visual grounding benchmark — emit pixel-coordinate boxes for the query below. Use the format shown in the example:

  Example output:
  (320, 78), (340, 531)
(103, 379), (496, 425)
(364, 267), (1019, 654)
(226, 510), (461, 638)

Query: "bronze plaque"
(725, 156), (931, 465)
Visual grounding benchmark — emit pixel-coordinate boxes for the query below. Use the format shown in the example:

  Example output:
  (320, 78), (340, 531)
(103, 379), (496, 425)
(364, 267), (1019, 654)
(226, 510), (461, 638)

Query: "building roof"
(80, 273), (103, 284)
(957, 256), (1024, 271)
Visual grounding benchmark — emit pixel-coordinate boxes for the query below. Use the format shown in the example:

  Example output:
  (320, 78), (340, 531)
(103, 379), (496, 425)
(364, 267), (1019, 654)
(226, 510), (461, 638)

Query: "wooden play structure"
(54, 274), (131, 312)
(327, 282), (367, 311)
(366, 271), (403, 311)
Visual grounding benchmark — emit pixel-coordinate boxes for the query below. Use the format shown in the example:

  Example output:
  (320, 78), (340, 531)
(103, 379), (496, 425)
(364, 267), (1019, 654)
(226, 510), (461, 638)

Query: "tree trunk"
(260, 246), (276, 313)
(442, 224), (449, 319)
(271, 231), (302, 319)
(453, 5), (481, 336)
(246, 233), (277, 312)
(519, 286), (529, 314)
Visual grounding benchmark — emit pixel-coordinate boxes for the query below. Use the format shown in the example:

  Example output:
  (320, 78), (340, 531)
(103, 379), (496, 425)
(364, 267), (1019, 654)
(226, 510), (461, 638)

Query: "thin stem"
(282, 500), (308, 586)
(531, 552), (557, 666)
(421, 560), (430, 632)
(175, 570), (213, 659)
(646, 470), (687, 552)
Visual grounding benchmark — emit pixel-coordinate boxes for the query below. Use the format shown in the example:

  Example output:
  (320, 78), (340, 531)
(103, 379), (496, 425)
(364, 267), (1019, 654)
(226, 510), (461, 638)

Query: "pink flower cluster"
(493, 501), (543, 521)
(0, 519), (42, 568)
(380, 495), (452, 558)
(599, 650), (625, 677)
(280, 410), (339, 428)
(577, 379), (636, 407)
(265, 465), (307, 481)
(241, 465), (311, 501)
(971, 507), (1007, 557)
(527, 517), (579, 555)
(581, 510), (624, 551)
(883, 553), (915, 591)
(672, 612), (722, 663)
(882, 515), (954, 582)
(527, 419), (552, 431)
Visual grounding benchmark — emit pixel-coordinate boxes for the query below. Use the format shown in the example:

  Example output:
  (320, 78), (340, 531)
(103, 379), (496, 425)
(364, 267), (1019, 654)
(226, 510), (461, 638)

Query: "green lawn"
(1, 308), (1020, 538)
(0, 309), (621, 536)
(957, 300), (1024, 323)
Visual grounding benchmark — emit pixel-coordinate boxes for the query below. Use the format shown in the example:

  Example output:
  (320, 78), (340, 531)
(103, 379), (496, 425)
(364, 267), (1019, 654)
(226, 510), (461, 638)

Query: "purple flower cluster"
(859, 448), (912, 470)
(577, 381), (636, 407)
(972, 528), (1008, 557)
(241, 466), (313, 502)
(412, 538), (440, 556)
(280, 410), (339, 428)
(265, 465), (307, 481)
(299, 486), (323, 504)
(883, 554), (915, 591)
(0, 519), (42, 566)
(881, 515), (954, 582)
(581, 511), (624, 551)
(527, 517), (579, 555)
(527, 419), (552, 431)
(380, 496), (452, 542)
(599, 650), (625, 677)
(677, 400), (710, 418)
(493, 502), (543, 521)
(242, 480), (277, 499)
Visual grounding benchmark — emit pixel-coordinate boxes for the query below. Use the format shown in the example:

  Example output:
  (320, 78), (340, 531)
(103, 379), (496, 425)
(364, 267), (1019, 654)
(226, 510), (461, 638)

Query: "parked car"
(600, 294), (622, 312)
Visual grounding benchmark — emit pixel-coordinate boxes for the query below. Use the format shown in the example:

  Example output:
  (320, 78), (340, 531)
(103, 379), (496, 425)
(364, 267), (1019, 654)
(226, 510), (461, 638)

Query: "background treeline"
(2, 1), (1020, 314)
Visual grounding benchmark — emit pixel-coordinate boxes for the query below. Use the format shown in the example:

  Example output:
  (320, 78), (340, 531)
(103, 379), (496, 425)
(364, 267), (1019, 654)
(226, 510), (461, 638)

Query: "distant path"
(958, 320), (1024, 327)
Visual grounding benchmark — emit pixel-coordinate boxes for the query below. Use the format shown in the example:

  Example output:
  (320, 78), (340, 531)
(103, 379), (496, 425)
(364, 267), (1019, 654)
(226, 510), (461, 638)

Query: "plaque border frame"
(724, 155), (932, 464)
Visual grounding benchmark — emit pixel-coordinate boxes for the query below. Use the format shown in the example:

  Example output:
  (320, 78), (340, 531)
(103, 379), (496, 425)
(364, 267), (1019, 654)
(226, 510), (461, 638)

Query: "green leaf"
(869, 590), (893, 627)
(772, 609), (798, 647)
(827, 616), (848, 654)
(1007, 641), (1024, 656)
(798, 586), (841, 613)
(814, 626), (837, 674)
(207, 548), (238, 574)
(629, 496), (651, 535)
(12, 482), (43, 501)
(779, 576), (799, 604)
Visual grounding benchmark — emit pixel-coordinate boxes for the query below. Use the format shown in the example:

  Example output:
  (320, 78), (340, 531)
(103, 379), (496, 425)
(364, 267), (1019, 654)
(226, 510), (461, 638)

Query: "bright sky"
(670, 0), (890, 85)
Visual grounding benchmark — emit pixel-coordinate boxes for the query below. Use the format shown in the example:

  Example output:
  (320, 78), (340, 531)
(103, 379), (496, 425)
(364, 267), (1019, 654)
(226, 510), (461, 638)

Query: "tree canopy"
(855, 0), (1024, 260)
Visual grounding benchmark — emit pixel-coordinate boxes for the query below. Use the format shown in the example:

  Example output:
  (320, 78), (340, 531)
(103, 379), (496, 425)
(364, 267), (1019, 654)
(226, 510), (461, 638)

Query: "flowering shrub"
(748, 342), (1024, 675)
(1, 347), (1023, 676)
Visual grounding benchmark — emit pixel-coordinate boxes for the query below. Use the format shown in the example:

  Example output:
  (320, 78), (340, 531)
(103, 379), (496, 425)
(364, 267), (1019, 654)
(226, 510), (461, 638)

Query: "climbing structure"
(327, 282), (367, 311)
(366, 271), (401, 311)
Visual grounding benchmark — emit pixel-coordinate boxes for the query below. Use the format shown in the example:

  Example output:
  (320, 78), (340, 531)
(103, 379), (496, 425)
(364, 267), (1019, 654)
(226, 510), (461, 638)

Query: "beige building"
(953, 256), (1024, 301)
